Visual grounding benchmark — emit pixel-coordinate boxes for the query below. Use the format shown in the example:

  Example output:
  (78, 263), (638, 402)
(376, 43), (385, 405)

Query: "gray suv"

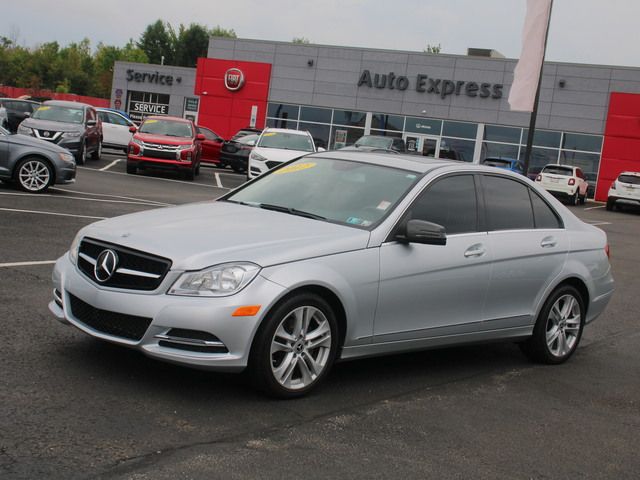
(17, 100), (102, 164)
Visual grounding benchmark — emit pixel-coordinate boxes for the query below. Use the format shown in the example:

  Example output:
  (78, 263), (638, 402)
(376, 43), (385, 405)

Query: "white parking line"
(0, 260), (56, 268)
(99, 159), (123, 171)
(584, 205), (605, 210)
(50, 188), (172, 206)
(0, 207), (106, 220)
(215, 172), (223, 188)
(0, 191), (167, 208)
(77, 166), (229, 189)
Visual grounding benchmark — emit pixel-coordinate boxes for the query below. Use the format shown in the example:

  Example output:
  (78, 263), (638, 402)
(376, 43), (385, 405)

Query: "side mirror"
(129, 126), (137, 133)
(396, 219), (447, 246)
(196, 133), (206, 141)
(87, 119), (97, 126)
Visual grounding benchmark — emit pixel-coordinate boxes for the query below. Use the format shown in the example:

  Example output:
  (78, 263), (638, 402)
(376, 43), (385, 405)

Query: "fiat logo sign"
(224, 68), (245, 91)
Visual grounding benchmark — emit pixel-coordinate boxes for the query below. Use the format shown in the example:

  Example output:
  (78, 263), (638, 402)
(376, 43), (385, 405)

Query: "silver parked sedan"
(50, 152), (614, 397)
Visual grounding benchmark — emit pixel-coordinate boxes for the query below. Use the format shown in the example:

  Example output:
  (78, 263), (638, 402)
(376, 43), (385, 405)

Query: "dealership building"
(111, 37), (640, 200)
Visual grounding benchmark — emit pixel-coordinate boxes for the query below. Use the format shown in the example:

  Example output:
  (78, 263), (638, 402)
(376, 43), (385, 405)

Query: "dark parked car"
(341, 135), (406, 153)
(231, 127), (262, 141)
(0, 98), (40, 133)
(17, 100), (102, 165)
(0, 125), (76, 193)
(219, 133), (259, 173)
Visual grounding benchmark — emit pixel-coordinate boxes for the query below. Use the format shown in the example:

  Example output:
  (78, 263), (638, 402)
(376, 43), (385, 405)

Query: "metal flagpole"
(522, 0), (554, 178)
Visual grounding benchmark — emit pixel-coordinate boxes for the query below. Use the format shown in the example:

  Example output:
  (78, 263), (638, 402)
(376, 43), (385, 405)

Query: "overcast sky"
(3, 0), (640, 68)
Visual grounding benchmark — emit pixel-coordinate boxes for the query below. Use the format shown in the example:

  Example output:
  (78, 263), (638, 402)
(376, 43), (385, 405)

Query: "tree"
(137, 20), (174, 65)
(292, 37), (310, 44)
(424, 43), (442, 54)
(174, 24), (210, 67)
(210, 26), (236, 38)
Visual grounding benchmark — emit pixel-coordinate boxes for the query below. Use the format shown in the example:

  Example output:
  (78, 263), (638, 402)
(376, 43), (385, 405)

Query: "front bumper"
(54, 164), (76, 184)
(127, 154), (194, 171)
(50, 254), (286, 372)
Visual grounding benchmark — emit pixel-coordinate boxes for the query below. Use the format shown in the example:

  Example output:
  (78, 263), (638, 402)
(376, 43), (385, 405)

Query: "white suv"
(535, 164), (589, 205)
(248, 128), (317, 179)
(607, 171), (640, 211)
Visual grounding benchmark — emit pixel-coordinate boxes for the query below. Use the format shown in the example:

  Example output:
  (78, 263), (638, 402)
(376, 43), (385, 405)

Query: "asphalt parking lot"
(1, 151), (639, 479)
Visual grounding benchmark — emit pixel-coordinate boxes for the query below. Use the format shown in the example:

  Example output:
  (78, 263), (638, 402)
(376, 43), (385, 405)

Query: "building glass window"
(330, 126), (365, 149)
(299, 122), (330, 150)
(443, 120), (477, 139)
(522, 129), (561, 148)
(300, 106), (332, 124)
(333, 110), (367, 127)
(562, 133), (603, 152)
(519, 147), (559, 176)
(267, 103), (300, 121)
(371, 114), (404, 131)
(404, 117), (442, 135)
(484, 125), (522, 143)
(480, 142), (520, 162)
(439, 138), (475, 162)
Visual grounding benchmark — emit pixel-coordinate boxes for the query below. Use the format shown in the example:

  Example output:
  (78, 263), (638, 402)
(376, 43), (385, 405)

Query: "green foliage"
(292, 37), (311, 44)
(424, 43), (442, 54)
(0, 20), (233, 98)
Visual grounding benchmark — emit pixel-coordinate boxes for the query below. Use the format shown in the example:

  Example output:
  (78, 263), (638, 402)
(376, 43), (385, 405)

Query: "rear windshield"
(618, 174), (640, 185)
(542, 165), (573, 175)
(355, 136), (393, 149)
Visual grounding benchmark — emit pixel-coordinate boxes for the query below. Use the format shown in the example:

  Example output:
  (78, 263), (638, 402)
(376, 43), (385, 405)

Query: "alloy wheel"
(270, 305), (332, 390)
(18, 159), (51, 192)
(545, 294), (581, 357)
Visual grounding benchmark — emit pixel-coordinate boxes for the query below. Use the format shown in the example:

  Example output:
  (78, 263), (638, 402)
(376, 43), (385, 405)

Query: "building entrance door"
(404, 134), (440, 157)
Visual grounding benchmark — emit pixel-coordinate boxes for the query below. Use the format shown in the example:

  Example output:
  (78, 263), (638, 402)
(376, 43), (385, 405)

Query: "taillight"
(536, 175), (542, 181)
(605, 244), (610, 259)
(568, 178), (576, 186)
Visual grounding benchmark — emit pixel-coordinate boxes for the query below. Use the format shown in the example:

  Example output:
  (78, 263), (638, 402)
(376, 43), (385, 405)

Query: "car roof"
(42, 100), (92, 108)
(262, 127), (310, 136)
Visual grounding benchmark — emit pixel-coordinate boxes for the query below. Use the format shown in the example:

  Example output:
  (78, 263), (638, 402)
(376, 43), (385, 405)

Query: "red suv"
(127, 116), (203, 180)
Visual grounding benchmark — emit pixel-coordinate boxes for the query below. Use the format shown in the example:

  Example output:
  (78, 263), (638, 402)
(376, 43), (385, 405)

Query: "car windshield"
(139, 119), (193, 137)
(32, 105), (84, 124)
(354, 136), (393, 149)
(543, 165), (573, 176)
(224, 157), (420, 228)
(257, 132), (314, 152)
(618, 174), (640, 185)
(238, 134), (259, 145)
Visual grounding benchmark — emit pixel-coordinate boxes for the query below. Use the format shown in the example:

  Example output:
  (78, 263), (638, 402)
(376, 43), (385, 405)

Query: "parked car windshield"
(139, 119), (193, 137)
(618, 174), (640, 185)
(224, 157), (420, 228)
(238, 134), (259, 145)
(257, 132), (314, 152)
(542, 165), (573, 175)
(355, 136), (393, 149)
(32, 105), (84, 124)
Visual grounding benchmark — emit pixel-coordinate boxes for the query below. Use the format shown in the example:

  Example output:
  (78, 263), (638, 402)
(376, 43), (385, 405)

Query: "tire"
(250, 293), (339, 398)
(15, 157), (53, 193)
(126, 161), (137, 174)
(91, 140), (102, 160)
(579, 193), (586, 205)
(570, 192), (579, 206)
(76, 143), (86, 165)
(521, 285), (585, 364)
(183, 167), (195, 181)
(606, 198), (615, 211)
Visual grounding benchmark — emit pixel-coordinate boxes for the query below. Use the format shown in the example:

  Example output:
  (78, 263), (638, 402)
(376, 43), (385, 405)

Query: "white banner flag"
(508, 0), (553, 112)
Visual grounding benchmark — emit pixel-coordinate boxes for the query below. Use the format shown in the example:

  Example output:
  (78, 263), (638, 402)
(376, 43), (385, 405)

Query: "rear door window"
(543, 165), (573, 176)
(482, 175), (534, 231)
(530, 191), (563, 229)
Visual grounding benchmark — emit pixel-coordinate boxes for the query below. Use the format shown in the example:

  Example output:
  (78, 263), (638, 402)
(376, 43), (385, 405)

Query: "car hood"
(253, 146), (313, 163)
(80, 201), (370, 270)
(6, 133), (71, 153)
(135, 132), (193, 146)
(21, 118), (83, 133)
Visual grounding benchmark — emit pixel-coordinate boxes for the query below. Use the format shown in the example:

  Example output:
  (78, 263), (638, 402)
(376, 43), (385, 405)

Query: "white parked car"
(96, 109), (136, 153)
(535, 164), (589, 205)
(248, 128), (317, 179)
(607, 171), (640, 211)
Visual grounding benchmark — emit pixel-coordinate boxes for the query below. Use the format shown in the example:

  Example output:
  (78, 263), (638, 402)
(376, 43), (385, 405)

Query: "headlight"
(251, 151), (267, 162)
(63, 131), (82, 139)
(58, 152), (75, 164)
(168, 262), (261, 297)
(68, 232), (82, 265)
(17, 125), (32, 135)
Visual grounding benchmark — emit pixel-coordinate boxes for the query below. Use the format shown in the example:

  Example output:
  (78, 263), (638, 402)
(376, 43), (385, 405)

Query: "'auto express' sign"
(357, 69), (503, 99)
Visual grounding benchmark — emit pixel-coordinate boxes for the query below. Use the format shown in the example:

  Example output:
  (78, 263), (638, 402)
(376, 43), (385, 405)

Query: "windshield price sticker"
(275, 162), (317, 175)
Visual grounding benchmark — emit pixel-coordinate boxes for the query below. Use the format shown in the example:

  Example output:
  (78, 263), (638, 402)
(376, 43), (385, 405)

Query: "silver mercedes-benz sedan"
(50, 152), (614, 397)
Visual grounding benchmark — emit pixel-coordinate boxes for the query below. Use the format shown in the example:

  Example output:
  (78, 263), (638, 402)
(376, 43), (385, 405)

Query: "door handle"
(464, 244), (486, 258)
(540, 237), (557, 248)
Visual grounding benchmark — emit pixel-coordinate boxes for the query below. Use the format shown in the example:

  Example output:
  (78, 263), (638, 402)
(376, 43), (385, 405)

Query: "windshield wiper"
(258, 203), (326, 220)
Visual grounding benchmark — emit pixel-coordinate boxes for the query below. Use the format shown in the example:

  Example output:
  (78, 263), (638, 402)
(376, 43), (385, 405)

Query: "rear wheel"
(521, 285), (585, 364)
(76, 143), (86, 165)
(15, 157), (52, 193)
(579, 193), (586, 205)
(91, 140), (102, 160)
(250, 293), (338, 398)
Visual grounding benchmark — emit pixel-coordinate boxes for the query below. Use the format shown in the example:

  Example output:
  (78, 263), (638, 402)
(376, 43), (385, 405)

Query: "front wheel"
(76, 143), (86, 165)
(250, 293), (339, 398)
(606, 198), (615, 211)
(91, 140), (102, 160)
(521, 285), (585, 364)
(15, 157), (53, 193)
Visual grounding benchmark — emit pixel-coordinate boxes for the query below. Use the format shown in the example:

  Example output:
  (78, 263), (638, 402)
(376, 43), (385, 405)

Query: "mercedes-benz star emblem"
(94, 249), (118, 283)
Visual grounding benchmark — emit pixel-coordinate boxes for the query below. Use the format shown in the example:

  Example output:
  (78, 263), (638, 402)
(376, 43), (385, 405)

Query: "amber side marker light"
(232, 305), (261, 317)
(605, 244), (610, 259)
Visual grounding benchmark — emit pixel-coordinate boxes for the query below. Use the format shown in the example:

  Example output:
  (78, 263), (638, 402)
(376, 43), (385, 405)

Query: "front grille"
(265, 161), (282, 169)
(68, 293), (152, 341)
(78, 238), (172, 291)
(34, 129), (63, 143)
(143, 149), (179, 160)
(222, 144), (238, 153)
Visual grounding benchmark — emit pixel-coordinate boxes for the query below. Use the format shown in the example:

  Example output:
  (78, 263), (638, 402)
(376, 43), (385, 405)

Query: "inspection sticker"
(274, 162), (317, 175)
(377, 200), (391, 210)
(144, 119), (158, 124)
(37, 106), (51, 111)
